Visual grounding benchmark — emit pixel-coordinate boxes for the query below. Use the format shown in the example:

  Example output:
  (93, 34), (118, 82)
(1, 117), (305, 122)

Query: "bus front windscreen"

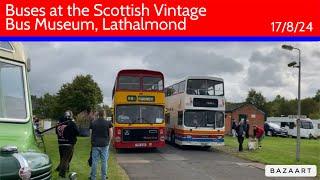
(184, 110), (224, 128)
(116, 105), (164, 124)
(0, 60), (27, 120)
(187, 79), (224, 96)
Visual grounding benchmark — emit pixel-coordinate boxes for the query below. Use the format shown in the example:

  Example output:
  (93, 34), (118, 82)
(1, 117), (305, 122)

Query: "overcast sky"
(24, 42), (320, 105)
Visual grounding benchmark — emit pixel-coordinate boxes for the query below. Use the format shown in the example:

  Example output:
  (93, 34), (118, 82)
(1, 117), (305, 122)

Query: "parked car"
(264, 122), (288, 137)
(267, 117), (317, 139)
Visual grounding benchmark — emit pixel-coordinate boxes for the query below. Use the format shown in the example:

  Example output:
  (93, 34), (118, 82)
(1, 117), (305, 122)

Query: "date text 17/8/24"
(271, 21), (313, 33)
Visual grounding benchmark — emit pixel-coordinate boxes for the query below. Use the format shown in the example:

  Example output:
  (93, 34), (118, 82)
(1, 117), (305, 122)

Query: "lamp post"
(281, 44), (301, 161)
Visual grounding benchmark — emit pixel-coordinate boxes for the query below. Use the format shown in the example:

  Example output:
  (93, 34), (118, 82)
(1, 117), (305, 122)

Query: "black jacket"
(235, 124), (245, 137)
(56, 119), (79, 145)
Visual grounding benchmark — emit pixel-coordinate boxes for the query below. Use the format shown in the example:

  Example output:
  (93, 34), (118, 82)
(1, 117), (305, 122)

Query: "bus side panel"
(165, 93), (183, 141)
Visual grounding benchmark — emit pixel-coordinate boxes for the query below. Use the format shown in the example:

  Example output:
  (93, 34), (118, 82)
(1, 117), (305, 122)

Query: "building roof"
(226, 102), (265, 114)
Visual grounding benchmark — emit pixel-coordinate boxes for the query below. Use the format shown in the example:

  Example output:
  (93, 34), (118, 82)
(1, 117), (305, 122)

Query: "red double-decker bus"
(112, 69), (166, 149)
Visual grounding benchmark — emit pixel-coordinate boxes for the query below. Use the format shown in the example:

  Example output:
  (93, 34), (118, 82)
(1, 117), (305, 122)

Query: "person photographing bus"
(55, 110), (79, 178)
(89, 109), (113, 180)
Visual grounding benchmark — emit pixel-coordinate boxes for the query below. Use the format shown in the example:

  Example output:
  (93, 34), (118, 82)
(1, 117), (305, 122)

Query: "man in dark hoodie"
(235, 119), (246, 152)
(55, 110), (79, 178)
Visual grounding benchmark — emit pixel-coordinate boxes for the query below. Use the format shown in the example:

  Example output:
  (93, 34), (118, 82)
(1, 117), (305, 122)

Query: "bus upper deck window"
(187, 79), (224, 96)
(178, 81), (185, 93)
(118, 76), (140, 90)
(143, 77), (163, 91)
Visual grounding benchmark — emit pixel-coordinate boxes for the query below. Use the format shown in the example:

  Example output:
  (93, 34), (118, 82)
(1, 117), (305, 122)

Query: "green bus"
(0, 42), (52, 179)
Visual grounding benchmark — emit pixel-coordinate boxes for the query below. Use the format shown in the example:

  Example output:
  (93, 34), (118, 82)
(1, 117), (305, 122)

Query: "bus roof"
(185, 76), (223, 82)
(0, 42), (28, 64)
(167, 75), (224, 87)
(116, 69), (164, 78)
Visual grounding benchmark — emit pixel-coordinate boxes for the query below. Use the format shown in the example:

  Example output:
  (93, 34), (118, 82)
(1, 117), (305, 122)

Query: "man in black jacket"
(55, 110), (79, 178)
(235, 119), (246, 152)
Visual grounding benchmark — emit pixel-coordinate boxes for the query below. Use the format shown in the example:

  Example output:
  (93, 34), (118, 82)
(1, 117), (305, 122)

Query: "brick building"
(225, 103), (265, 136)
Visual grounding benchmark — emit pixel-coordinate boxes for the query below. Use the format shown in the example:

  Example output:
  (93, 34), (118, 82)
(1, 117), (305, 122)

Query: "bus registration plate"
(135, 143), (147, 147)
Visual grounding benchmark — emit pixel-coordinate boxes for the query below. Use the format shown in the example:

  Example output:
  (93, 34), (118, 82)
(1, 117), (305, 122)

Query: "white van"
(267, 117), (317, 139)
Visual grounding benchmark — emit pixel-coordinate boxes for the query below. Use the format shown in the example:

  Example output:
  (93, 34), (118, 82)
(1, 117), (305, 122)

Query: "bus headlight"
(117, 129), (121, 135)
(160, 136), (165, 141)
(115, 136), (121, 142)
(19, 167), (31, 180)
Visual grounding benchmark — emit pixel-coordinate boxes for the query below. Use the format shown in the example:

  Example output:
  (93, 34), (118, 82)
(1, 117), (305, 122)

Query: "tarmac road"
(115, 144), (313, 180)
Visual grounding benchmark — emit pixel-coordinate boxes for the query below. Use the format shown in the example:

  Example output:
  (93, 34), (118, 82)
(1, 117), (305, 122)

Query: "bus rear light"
(115, 136), (121, 142)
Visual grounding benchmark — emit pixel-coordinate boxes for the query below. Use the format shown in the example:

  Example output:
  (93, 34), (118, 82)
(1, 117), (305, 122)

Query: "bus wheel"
(170, 133), (175, 145)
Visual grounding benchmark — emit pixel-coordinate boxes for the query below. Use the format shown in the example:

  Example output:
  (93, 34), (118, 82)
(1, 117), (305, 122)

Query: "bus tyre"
(171, 133), (175, 145)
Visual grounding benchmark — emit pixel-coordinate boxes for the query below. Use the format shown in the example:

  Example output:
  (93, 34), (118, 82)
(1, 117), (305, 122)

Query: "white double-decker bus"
(165, 76), (225, 148)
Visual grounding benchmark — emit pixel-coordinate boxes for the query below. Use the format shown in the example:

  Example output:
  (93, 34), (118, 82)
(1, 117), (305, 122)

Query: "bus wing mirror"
(26, 58), (31, 72)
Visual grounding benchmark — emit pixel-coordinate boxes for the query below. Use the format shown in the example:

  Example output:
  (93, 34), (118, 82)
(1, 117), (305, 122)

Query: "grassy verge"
(43, 133), (129, 180)
(215, 136), (320, 175)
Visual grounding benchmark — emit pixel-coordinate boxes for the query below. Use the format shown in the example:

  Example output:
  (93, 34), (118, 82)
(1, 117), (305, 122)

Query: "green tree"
(31, 93), (60, 119)
(245, 89), (267, 111)
(42, 93), (59, 119)
(314, 90), (320, 102)
(57, 74), (103, 115)
(103, 104), (112, 117)
(301, 98), (318, 117)
(281, 99), (297, 116)
(267, 95), (286, 116)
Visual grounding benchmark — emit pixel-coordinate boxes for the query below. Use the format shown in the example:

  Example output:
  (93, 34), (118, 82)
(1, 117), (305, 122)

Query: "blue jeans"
(90, 146), (109, 180)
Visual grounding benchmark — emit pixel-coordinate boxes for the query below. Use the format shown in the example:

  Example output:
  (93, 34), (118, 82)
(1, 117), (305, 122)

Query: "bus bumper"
(175, 137), (224, 147)
(175, 139), (224, 147)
